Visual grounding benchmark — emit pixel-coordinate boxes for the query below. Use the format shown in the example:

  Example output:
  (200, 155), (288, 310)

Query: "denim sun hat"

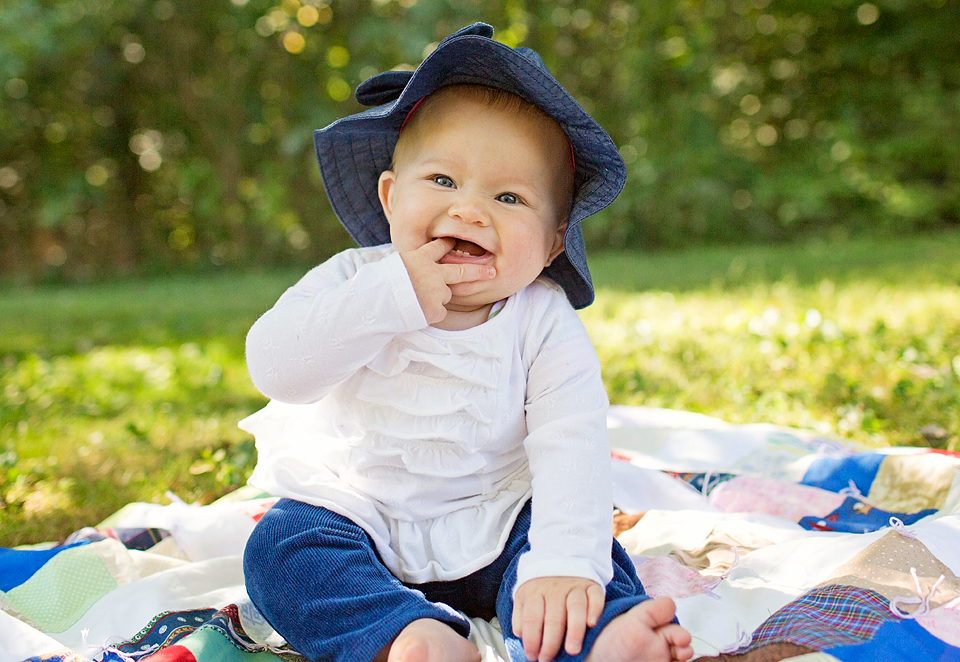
(313, 22), (625, 309)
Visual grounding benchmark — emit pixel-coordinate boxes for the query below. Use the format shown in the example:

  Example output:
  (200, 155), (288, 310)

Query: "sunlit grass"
(585, 232), (960, 449)
(0, 271), (295, 547)
(2, 234), (960, 546)
(584, 281), (960, 449)
(0, 343), (264, 547)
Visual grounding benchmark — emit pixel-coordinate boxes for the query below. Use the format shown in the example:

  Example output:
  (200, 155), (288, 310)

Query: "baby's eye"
(496, 193), (519, 204)
(432, 175), (455, 188)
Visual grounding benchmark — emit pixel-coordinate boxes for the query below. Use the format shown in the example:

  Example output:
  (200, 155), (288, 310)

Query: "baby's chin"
(445, 285), (503, 310)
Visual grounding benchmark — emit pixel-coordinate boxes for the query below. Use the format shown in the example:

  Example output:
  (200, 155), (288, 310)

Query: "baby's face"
(377, 90), (572, 314)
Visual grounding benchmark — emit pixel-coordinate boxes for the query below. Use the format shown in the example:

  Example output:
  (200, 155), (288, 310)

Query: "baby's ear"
(545, 222), (567, 267)
(377, 170), (397, 221)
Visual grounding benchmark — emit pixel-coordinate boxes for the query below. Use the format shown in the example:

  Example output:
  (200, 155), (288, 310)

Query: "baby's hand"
(512, 576), (605, 662)
(399, 237), (496, 323)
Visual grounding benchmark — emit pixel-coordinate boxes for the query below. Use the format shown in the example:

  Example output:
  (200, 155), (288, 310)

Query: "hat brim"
(314, 30), (625, 309)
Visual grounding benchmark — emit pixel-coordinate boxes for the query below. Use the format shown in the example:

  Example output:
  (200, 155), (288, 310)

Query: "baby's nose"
(448, 197), (490, 225)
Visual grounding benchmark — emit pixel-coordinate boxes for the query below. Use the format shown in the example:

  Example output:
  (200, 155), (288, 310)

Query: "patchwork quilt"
(3, 406), (960, 662)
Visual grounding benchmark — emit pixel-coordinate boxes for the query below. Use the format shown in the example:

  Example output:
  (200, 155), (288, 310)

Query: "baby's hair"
(397, 84), (555, 145)
(392, 84), (575, 223)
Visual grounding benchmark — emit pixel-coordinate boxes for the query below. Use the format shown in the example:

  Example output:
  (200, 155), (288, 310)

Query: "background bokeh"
(1, 0), (958, 282)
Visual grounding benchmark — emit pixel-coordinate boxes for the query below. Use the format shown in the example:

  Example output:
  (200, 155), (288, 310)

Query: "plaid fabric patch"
(744, 584), (896, 652)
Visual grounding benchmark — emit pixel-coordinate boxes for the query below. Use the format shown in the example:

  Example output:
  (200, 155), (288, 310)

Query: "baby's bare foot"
(383, 618), (481, 662)
(585, 597), (693, 662)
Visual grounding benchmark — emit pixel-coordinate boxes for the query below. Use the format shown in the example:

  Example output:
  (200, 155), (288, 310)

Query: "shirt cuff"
(513, 555), (609, 597)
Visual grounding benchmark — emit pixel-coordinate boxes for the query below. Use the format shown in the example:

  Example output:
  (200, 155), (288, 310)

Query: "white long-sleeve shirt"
(240, 245), (613, 589)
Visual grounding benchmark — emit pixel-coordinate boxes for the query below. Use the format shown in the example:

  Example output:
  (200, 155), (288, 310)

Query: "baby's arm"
(514, 287), (615, 658)
(247, 241), (496, 402)
(512, 576), (605, 662)
(246, 248), (428, 403)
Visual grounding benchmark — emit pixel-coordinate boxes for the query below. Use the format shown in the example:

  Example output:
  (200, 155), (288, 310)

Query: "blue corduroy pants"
(243, 498), (650, 662)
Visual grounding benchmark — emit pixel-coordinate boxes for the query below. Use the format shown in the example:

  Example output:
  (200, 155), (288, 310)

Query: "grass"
(0, 271), (299, 546)
(586, 232), (960, 445)
(2, 232), (960, 546)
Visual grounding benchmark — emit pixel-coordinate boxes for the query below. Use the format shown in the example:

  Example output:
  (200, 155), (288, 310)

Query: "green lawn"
(2, 232), (960, 546)
(586, 233), (960, 445)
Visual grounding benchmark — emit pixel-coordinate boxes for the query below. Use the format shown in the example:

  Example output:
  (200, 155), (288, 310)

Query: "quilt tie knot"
(887, 516), (917, 539)
(718, 622), (753, 654)
(888, 567), (945, 620)
(838, 479), (877, 507)
(703, 545), (741, 600)
(81, 629), (159, 662)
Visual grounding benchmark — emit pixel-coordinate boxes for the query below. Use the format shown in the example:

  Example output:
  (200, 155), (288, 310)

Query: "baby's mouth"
(439, 237), (492, 263)
(449, 239), (487, 257)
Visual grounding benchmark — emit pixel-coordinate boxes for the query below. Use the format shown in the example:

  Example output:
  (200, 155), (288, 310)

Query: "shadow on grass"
(0, 269), (302, 357)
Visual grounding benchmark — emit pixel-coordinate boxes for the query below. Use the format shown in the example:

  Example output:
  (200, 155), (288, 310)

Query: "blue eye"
(497, 193), (519, 204)
(433, 175), (455, 188)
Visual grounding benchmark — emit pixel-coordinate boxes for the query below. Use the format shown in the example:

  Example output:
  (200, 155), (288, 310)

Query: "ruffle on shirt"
(347, 431), (491, 478)
(336, 329), (516, 468)
(326, 321), (534, 524)
(365, 331), (504, 381)
(354, 376), (492, 432)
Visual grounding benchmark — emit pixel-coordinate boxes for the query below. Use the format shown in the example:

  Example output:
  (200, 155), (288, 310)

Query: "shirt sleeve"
(245, 247), (428, 404)
(515, 285), (614, 591)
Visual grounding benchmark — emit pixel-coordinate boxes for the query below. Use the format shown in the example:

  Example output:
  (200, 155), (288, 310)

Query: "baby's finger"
(419, 236), (456, 261)
(511, 593), (526, 641)
(441, 262), (496, 285)
(585, 582), (605, 627)
(563, 590), (588, 656)
(520, 598), (545, 661)
(539, 600), (566, 662)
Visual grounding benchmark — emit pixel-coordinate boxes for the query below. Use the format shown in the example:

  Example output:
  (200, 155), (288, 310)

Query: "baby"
(240, 23), (693, 662)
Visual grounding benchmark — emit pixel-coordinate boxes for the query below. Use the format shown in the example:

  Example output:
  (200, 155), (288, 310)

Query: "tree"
(1, 0), (957, 281)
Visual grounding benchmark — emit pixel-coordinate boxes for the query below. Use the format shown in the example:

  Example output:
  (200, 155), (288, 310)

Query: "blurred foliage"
(1, 0), (959, 281)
